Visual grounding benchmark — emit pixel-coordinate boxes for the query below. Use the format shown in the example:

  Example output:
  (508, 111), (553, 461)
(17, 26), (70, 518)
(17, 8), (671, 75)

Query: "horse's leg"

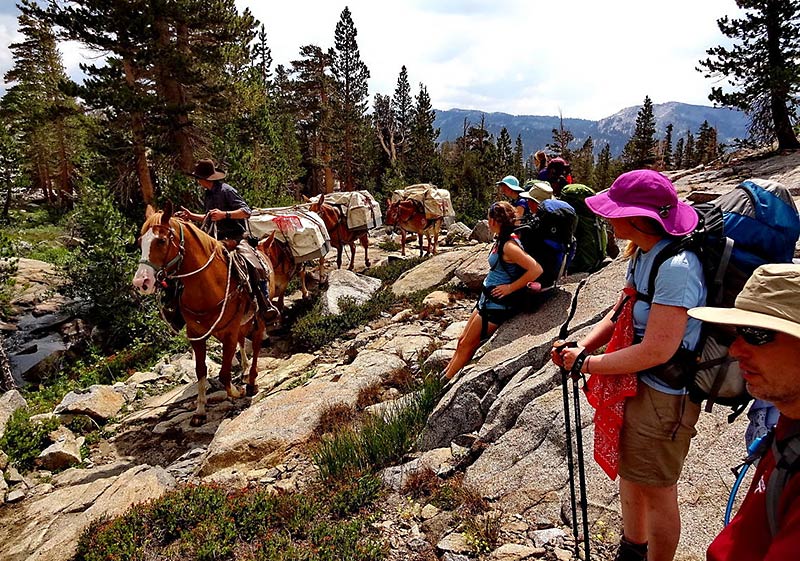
(361, 234), (370, 267)
(418, 232), (424, 257)
(299, 264), (308, 299)
(336, 243), (344, 270)
(238, 334), (250, 374)
(190, 340), (208, 426)
(433, 229), (440, 254)
(400, 228), (406, 256)
(246, 322), (264, 397)
(347, 240), (356, 270)
(218, 332), (242, 401)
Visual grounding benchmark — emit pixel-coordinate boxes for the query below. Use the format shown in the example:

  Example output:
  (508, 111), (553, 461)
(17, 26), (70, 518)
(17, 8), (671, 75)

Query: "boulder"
(0, 389), (27, 438)
(444, 222), (472, 246)
(321, 269), (382, 315)
(453, 245), (491, 291)
(392, 245), (486, 296)
(469, 220), (493, 243)
(422, 290), (450, 308)
(54, 385), (125, 422)
(0, 464), (175, 561)
(37, 427), (83, 471)
(199, 350), (406, 476)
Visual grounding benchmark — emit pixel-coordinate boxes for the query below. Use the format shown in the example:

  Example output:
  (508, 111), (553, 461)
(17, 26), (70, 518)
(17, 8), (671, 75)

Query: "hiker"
(442, 201), (543, 380)
(545, 157), (572, 196)
(519, 179), (553, 219)
(535, 150), (549, 180)
(688, 264), (800, 561)
(176, 159), (252, 250)
(551, 169), (706, 561)
(176, 158), (279, 321)
(496, 175), (529, 222)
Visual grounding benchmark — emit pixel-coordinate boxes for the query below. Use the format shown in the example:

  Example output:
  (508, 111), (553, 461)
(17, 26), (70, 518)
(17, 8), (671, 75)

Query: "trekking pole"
(555, 279), (590, 560)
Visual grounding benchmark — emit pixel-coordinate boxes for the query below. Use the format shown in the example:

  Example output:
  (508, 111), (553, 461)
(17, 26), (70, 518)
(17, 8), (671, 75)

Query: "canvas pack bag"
(248, 208), (331, 262)
(309, 190), (383, 231)
(392, 184), (455, 219)
(560, 183), (608, 273)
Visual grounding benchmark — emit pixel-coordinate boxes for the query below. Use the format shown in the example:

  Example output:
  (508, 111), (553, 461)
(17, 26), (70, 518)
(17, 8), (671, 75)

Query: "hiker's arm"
(207, 207), (250, 221)
(175, 206), (203, 222)
(563, 303), (688, 375)
(489, 242), (543, 298)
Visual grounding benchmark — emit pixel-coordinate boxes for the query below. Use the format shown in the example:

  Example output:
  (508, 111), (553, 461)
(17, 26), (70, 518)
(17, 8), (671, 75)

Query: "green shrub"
(377, 238), (400, 252)
(364, 255), (428, 284)
(313, 376), (442, 481)
(0, 408), (60, 470)
(291, 290), (396, 351)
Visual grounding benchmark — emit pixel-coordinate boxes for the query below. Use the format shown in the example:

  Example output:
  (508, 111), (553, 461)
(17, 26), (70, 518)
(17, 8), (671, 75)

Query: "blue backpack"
(638, 179), (800, 415)
(514, 198), (577, 290)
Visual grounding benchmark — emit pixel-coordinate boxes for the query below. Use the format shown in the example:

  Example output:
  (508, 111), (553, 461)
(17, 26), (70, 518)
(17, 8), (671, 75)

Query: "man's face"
(730, 331), (800, 417)
(197, 178), (213, 190)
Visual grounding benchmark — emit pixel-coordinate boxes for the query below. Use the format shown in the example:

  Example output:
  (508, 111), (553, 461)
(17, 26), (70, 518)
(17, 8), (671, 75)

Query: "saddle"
(231, 241), (280, 322)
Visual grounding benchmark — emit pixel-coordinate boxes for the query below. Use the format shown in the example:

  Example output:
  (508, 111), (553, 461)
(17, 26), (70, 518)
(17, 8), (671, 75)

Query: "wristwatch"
(225, 211), (231, 219)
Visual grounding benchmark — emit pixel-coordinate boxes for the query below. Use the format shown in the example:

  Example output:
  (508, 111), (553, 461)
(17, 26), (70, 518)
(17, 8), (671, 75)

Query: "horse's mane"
(143, 212), (226, 260)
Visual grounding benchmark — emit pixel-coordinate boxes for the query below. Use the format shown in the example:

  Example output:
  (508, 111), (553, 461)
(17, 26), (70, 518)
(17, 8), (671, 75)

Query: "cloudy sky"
(1, 0), (741, 120)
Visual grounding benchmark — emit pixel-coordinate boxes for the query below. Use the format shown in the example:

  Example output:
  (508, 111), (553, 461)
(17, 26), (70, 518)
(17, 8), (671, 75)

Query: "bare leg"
(190, 340), (208, 426)
(619, 478), (681, 561)
(443, 310), (499, 379)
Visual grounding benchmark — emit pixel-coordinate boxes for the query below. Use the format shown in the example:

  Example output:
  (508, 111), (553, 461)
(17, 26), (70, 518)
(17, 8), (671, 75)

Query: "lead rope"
(186, 249), (234, 342)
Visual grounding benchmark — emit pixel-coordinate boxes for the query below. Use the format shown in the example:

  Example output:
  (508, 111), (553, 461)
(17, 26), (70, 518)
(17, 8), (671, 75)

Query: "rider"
(176, 159), (279, 322)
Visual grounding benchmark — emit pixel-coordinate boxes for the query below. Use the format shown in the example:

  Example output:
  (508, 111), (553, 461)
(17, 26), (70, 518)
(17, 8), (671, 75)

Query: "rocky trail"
(1, 149), (799, 561)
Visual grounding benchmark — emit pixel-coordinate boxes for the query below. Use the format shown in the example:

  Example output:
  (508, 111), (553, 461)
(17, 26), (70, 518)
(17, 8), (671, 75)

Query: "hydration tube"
(725, 433), (768, 525)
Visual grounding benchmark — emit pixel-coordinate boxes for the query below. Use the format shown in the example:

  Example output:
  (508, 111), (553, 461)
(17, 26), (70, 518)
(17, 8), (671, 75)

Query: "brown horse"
(132, 201), (275, 426)
(259, 233), (308, 310)
(308, 194), (370, 270)
(385, 200), (442, 256)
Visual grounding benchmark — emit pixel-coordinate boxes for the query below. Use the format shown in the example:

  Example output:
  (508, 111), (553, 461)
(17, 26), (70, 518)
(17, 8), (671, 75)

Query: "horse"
(307, 194), (370, 271)
(132, 201), (275, 426)
(259, 233), (308, 311)
(385, 199), (442, 256)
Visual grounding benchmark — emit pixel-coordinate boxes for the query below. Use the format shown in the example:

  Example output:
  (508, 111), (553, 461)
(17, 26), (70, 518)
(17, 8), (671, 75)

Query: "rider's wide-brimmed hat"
(190, 159), (226, 181)
(689, 264), (800, 340)
(585, 169), (697, 236)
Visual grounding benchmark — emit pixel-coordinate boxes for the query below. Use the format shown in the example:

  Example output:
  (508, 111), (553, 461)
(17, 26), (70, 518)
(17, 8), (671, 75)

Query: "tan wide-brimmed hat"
(190, 159), (226, 181)
(520, 180), (553, 203)
(688, 263), (800, 339)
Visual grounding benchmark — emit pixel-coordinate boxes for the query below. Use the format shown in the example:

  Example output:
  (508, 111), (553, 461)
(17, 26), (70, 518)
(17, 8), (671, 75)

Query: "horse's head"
(132, 201), (182, 294)
(307, 193), (324, 214)
(385, 201), (399, 226)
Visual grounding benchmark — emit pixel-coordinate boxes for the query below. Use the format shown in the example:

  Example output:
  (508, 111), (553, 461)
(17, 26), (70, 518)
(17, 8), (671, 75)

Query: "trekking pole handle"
(570, 349), (588, 384)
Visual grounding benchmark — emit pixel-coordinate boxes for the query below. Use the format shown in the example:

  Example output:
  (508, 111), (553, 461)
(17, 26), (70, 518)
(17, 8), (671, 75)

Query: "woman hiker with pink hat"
(551, 169), (707, 561)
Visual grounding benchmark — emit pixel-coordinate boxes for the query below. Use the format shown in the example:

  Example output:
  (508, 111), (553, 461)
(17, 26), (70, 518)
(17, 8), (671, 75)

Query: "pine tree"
(330, 7), (371, 191)
(674, 137), (685, 169)
(663, 123), (674, 169)
(571, 137), (594, 185)
(594, 143), (613, 190)
(392, 65), (413, 165)
(546, 115), (574, 161)
(684, 132), (696, 168)
(406, 84), (440, 185)
(374, 93), (400, 165)
(252, 24), (273, 91)
(496, 127), (513, 171)
(4, 0), (85, 206)
(698, 0), (800, 150)
(290, 45), (335, 194)
(625, 95), (657, 169)
(513, 135), (525, 181)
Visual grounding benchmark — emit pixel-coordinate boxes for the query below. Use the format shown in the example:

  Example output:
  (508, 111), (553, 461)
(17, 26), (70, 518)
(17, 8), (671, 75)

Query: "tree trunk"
(0, 332), (15, 392)
(122, 58), (156, 206)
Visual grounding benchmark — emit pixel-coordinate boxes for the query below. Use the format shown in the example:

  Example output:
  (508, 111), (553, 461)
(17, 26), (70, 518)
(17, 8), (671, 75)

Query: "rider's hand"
(207, 209), (227, 221)
(175, 206), (192, 220)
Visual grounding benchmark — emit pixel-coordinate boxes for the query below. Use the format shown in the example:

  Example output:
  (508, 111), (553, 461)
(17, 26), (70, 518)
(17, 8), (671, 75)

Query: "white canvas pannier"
(309, 190), (382, 230)
(391, 184), (455, 219)
(248, 208), (331, 261)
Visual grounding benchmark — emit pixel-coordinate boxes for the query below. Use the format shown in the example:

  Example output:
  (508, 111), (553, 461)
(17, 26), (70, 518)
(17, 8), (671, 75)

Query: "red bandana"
(585, 287), (639, 480)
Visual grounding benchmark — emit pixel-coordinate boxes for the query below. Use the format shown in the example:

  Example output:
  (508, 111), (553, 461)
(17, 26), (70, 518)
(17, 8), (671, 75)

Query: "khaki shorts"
(618, 380), (701, 487)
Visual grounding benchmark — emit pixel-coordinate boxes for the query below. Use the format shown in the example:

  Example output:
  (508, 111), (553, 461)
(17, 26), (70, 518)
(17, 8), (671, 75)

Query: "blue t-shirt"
(626, 239), (707, 394)
(512, 197), (531, 217)
(481, 237), (525, 310)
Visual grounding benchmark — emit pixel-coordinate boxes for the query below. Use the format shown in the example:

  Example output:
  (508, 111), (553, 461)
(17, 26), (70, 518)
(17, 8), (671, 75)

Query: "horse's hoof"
(190, 414), (207, 427)
(228, 386), (241, 399)
(246, 383), (258, 397)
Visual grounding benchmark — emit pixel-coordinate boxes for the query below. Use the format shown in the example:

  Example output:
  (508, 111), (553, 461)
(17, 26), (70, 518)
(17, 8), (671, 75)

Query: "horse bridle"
(139, 220), (220, 283)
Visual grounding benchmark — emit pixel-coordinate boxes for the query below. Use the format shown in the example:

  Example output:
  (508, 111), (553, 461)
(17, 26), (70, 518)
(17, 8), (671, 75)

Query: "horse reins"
(140, 219), (237, 342)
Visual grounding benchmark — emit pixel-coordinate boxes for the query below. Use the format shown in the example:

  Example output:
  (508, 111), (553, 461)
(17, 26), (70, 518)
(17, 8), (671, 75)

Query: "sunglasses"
(736, 326), (777, 346)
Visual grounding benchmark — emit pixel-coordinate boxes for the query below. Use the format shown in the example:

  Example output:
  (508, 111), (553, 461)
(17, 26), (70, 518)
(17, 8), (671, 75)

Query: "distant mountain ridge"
(433, 102), (749, 158)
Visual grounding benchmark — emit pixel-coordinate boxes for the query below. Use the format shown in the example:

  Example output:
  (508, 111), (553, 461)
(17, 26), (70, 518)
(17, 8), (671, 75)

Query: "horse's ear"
(319, 193), (325, 205)
(145, 204), (155, 219)
(263, 231), (276, 250)
(302, 195), (310, 202)
(161, 200), (173, 224)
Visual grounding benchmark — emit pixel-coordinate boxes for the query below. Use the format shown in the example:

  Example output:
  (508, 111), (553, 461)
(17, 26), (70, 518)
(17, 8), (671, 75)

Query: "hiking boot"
(613, 536), (647, 561)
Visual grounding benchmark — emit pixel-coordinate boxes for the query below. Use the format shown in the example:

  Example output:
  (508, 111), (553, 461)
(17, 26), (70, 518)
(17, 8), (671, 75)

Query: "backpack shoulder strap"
(767, 432), (800, 536)
(635, 239), (691, 305)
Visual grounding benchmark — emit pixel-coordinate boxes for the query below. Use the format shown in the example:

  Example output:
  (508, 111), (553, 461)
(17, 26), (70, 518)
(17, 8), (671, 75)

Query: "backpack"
(638, 179), (800, 417)
(560, 184), (608, 273)
(514, 198), (578, 290)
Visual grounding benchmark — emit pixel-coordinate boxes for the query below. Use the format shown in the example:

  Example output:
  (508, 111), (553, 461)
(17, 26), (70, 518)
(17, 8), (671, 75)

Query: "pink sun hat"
(584, 169), (698, 236)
